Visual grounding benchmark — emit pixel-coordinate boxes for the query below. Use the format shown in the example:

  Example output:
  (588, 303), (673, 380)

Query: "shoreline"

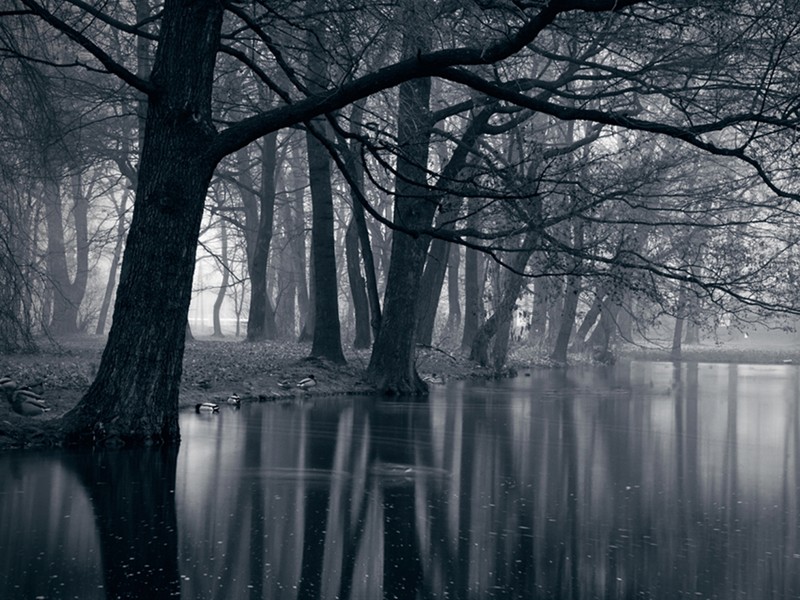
(1, 336), (798, 426)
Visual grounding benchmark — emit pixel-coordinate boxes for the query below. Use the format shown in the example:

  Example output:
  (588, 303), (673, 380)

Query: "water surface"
(2, 361), (800, 599)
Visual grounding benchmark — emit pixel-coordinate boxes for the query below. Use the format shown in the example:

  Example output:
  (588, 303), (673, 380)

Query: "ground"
(1, 332), (799, 437)
(0, 336), (500, 423)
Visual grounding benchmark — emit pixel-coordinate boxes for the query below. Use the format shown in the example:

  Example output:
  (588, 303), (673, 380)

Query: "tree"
(5, 0), (800, 446)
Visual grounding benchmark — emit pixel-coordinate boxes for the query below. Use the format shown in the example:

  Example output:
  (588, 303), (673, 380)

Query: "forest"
(1, 0), (800, 446)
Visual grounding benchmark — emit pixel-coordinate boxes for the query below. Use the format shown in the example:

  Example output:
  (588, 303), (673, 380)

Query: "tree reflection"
(63, 446), (181, 599)
(9, 363), (800, 599)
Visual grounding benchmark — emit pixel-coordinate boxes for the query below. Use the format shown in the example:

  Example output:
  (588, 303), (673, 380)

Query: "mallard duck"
(195, 402), (219, 412)
(10, 387), (50, 416)
(297, 375), (316, 389)
(0, 376), (18, 392)
(226, 393), (241, 406)
(25, 381), (45, 395)
(422, 373), (444, 385)
(277, 380), (293, 389)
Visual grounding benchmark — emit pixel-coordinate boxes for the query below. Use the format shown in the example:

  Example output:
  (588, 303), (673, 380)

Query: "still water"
(2, 360), (800, 599)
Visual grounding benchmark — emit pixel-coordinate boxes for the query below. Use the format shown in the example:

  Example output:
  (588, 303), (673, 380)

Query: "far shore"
(1, 334), (799, 425)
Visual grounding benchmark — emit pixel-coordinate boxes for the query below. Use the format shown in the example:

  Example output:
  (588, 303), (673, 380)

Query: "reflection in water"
(2, 361), (800, 598)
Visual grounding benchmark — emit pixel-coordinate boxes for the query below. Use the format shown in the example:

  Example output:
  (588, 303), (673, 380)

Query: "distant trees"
(2, 0), (800, 444)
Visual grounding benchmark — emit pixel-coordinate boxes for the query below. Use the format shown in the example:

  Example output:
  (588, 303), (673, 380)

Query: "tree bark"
(345, 217), (371, 348)
(306, 124), (346, 363)
(550, 219), (584, 364)
(244, 134), (278, 341)
(445, 243), (461, 333)
(45, 171), (89, 335)
(672, 285), (687, 360)
(550, 273), (581, 364)
(62, 0), (224, 444)
(96, 191), (129, 336)
(459, 196), (488, 353)
(460, 242), (484, 352)
(415, 108), (494, 346)
(289, 145), (311, 341)
(527, 276), (549, 345)
(212, 219), (229, 337)
(345, 103), (382, 340)
(470, 231), (536, 368)
(586, 293), (621, 360)
(572, 284), (606, 352)
(366, 78), (433, 392)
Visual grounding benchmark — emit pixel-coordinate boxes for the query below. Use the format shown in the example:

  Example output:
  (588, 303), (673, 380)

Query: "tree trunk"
(345, 217), (371, 348)
(586, 294), (620, 361)
(572, 285), (605, 352)
(289, 146), (311, 341)
(366, 76), (433, 393)
(212, 219), (229, 338)
(617, 294), (633, 342)
(62, 0), (224, 445)
(304, 17), (346, 363)
(96, 191), (129, 336)
(415, 237), (450, 346)
(470, 231), (536, 368)
(306, 124), (346, 363)
(527, 276), (549, 345)
(550, 219), (584, 364)
(445, 243), (461, 333)
(416, 109), (494, 347)
(672, 285), (687, 360)
(460, 242), (484, 352)
(346, 103), (382, 340)
(550, 274), (581, 364)
(684, 320), (700, 344)
(245, 134), (278, 341)
(274, 195), (297, 339)
(45, 172), (89, 335)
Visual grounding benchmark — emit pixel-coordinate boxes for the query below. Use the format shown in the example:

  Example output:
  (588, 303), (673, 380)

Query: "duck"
(277, 379), (293, 389)
(226, 393), (241, 406)
(0, 376), (18, 393)
(195, 402), (219, 412)
(10, 387), (50, 416)
(421, 373), (444, 385)
(296, 375), (316, 390)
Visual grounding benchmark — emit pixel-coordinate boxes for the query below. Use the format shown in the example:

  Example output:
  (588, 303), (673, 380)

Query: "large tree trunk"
(306, 124), (346, 363)
(304, 17), (344, 362)
(62, 0), (224, 445)
(366, 77), (433, 393)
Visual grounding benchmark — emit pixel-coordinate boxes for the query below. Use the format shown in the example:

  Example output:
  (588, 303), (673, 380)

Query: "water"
(2, 360), (800, 599)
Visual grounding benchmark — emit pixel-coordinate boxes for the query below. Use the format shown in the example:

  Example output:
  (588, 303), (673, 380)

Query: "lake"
(2, 360), (799, 599)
